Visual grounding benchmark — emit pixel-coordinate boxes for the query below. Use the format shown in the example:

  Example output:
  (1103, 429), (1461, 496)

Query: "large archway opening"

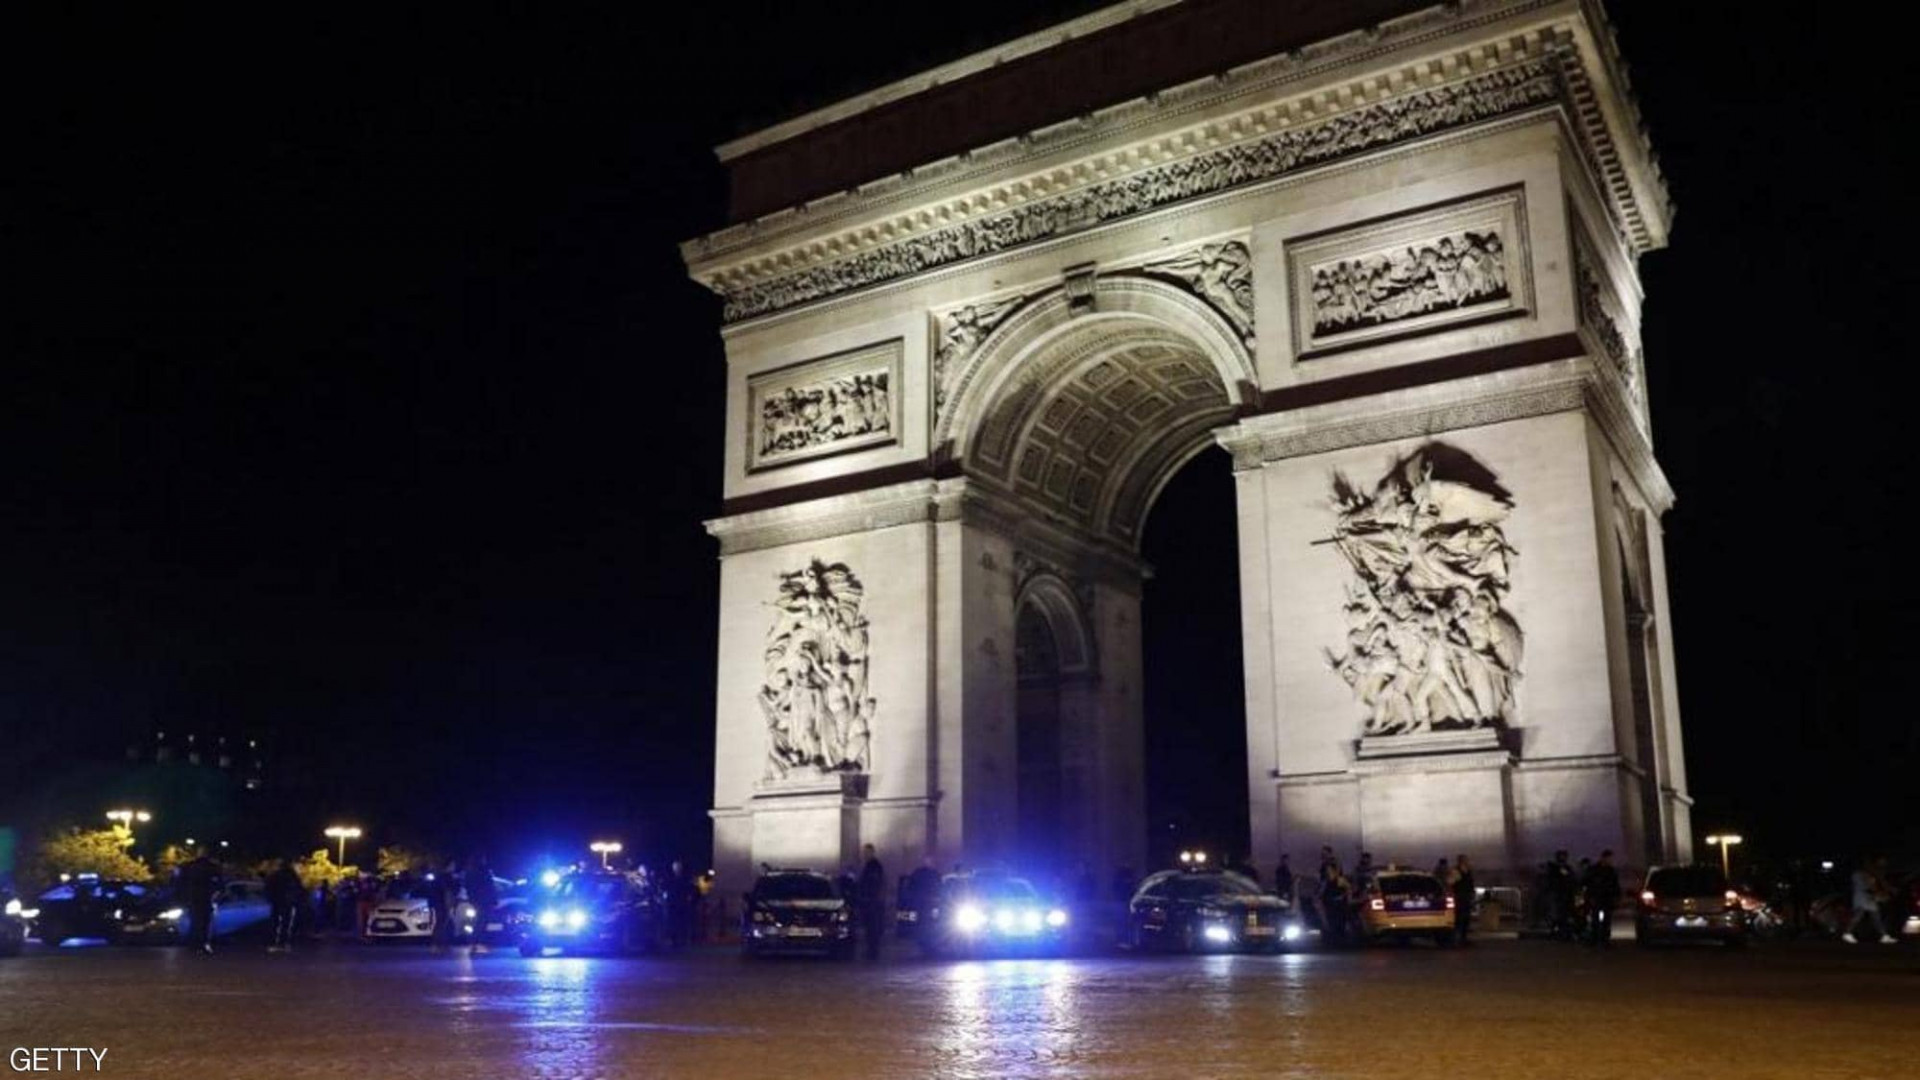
(946, 275), (1256, 882)
(1140, 445), (1248, 870)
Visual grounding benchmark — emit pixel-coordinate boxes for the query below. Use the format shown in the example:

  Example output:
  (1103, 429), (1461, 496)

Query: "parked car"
(112, 880), (272, 944)
(1, 892), (31, 956)
(366, 880), (447, 943)
(1636, 864), (1746, 947)
(29, 877), (154, 945)
(471, 893), (533, 947)
(1357, 868), (1456, 945)
(742, 869), (855, 959)
(921, 871), (1070, 957)
(1128, 868), (1300, 953)
(519, 870), (665, 957)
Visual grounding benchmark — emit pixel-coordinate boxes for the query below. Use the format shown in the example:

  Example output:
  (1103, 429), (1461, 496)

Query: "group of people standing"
(1285, 847), (1480, 946)
(1534, 849), (1625, 946)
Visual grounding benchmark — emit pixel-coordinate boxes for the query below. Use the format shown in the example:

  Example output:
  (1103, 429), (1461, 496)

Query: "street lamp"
(1704, 834), (1743, 880)
(589, 841), (623, 869)
(324, 825), (363, 866)
(105, 809), (152, 844)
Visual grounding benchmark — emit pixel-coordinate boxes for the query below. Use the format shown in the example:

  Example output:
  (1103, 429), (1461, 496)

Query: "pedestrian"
(1353, 851), (1375, 895)
(857, 844), (886, 961)
(1319, 856), (1351, 946)
(427, 863), (454, 953)
(312, 881), (332, 939)
(179, 852), (222, 955)
(266, 859), (302, 953)
(354, 873), (377, 939)
(1842, 857), (1897, 944)
(662, 860), (691, 950)
(1582, 850), (1621, 948)
(1273, 854), (1294, 906)
(465, 857), (499, 954)
(1451, 854), (1475, 945)
(1545, 850), (1576, 940)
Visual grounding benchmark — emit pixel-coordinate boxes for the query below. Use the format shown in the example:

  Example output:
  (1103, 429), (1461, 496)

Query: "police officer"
(179, 853), (222, 955)
(857, 844), (886, 961)
(1583, 850), (1622, 948)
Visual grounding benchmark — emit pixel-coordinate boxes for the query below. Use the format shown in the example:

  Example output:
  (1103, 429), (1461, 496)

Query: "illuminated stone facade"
(686, 0), (1689, 886)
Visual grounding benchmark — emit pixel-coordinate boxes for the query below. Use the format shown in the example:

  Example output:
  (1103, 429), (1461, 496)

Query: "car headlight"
(751, 910), (774, 924)
(833, 908), (850, 922)
(955, 904), (987, 932)
(993, 908), (1016, 932)
(537, 910), (561, 929)
(3, 899), (19, 917)
(459, 904), (476, 920)
(1203, 925), (1233, 944)
(1282, 923), (1303, 942)
(566, 909), (588, 929)
(1022, 910), (1043, 932)
(160, 908), (185, 921)
(1046, 908), (1068, 928)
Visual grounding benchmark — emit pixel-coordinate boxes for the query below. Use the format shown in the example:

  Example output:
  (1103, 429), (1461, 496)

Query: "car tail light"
(1369, 898), (1384, 911)
(1445, 895), (1456, 910)
(1641, 890), (1657, 905)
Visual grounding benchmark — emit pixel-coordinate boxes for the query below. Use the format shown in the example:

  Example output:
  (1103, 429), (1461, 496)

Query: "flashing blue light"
(537, 910), (561, 929)
(540, 870), (562, 889)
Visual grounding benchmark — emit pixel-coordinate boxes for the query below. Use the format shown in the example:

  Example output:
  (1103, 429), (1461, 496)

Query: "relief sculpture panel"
(1288, 189), (1530, 357)
(1322, 444), (1524, 737)
(748, 340), (901, 471)
(760, 559), (874, 778)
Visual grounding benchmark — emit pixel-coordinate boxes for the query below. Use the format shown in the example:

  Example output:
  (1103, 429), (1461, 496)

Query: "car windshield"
(1648, 867), (1727, 897)
(558, 876), (626, 903)
(954, 876), (1038, 903)
(755, 875), (838, 901)
(1377, 874), (1444, 899)
(1162, 873), (1263, 901)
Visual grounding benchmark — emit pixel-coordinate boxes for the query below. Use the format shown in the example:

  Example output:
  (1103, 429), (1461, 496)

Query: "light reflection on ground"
(1, 940), (1915, 1079)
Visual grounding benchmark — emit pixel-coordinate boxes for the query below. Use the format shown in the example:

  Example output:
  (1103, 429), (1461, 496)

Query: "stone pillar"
(1225, 399), (1653, 881)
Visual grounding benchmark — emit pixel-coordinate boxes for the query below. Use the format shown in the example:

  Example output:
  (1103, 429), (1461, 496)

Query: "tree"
(376, 845), (440, 878)
(153, 843), (195, 880)
(291, 849), (354, 889)
(31, 825), (151, 884)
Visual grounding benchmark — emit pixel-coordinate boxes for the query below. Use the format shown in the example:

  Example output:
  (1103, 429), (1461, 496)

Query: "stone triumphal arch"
(684, 0), (1691, 886)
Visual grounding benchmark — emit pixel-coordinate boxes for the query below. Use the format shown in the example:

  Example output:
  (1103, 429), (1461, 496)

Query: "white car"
(365, 876), (513, 942)
(366, 882), (446, 942)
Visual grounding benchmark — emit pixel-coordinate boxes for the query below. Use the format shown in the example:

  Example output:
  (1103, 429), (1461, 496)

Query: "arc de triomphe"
(682, 0), (1690, 886)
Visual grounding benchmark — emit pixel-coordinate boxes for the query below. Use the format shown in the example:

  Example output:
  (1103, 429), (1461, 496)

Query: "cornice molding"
(687, 0), (1575, 266)
(683, 3), (1671, 327)
(704, 479), (945, 556)
(695, 47), (1568, 324)
(1215, 356), (1674, 513)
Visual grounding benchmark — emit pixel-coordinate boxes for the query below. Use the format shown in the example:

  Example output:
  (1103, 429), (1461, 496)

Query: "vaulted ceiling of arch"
(969, 329), (1233, 548)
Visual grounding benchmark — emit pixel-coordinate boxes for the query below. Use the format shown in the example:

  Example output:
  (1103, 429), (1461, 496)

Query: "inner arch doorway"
(936, 275), (1254, 879)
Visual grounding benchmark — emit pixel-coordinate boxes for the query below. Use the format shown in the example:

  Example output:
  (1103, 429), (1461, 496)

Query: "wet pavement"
(2, 937), (1914, 1079)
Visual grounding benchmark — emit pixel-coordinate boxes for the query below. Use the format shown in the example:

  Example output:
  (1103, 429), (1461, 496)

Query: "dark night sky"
(7, 3), (1916, 872)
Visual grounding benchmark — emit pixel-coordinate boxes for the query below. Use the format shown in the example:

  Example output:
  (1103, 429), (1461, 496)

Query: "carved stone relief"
(933, 296), (1030, 419)
(716, 59), (1563, 322)
(748, 340), (901, 471)
(1289, 189), (1529, 357)
(760, 559), (874, 778)
(1322, 444), (1524, 737)
(1572, 221), (1643, 399)
(1135, 240), (1254, 345)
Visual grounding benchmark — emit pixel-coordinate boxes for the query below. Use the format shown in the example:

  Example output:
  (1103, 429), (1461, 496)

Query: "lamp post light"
(324, 826), (363, 867)
(105, 809), (152, 845)
(589, 841), (623, 870)
(1704, 834), (1743, 880)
